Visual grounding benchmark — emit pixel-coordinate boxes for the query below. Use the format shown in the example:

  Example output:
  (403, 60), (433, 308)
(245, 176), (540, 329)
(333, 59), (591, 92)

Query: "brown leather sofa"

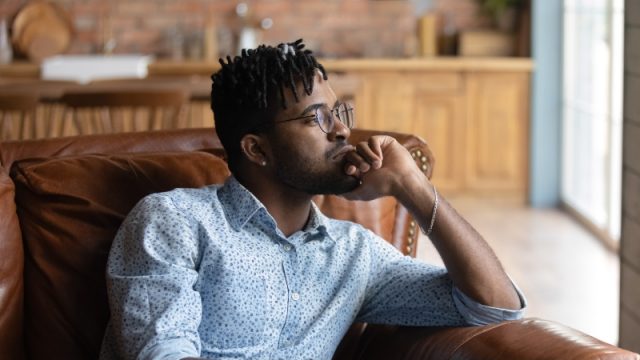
(0, 128), (637, 360)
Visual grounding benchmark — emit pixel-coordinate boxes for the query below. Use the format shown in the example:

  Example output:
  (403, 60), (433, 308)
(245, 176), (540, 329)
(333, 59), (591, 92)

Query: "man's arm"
(104, 193), (202, 359)
(343, 135), (521, 310)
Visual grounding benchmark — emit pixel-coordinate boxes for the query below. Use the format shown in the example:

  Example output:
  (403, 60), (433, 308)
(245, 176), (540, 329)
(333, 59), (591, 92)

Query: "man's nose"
(329, 117), (351, 141)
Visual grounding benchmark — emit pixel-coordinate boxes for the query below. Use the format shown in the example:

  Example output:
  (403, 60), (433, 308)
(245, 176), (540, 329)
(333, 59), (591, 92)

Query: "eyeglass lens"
(317, 103), (354, 133)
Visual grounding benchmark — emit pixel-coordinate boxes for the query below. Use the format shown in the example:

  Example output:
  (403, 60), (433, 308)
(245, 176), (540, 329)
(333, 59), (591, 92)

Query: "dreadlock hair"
(211, 39), (328, 172)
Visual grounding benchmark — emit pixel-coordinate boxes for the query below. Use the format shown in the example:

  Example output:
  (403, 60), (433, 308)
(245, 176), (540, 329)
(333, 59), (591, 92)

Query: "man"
(100, 39), (525, 360)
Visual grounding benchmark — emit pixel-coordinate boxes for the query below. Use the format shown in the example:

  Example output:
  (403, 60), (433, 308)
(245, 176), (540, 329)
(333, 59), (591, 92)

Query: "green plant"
(479, 0), (523, 18)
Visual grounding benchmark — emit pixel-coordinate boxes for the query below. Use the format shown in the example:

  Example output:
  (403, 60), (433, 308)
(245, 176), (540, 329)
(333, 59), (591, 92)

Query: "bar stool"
(59, 89), (188, 136)
(0, 93), (39, 141)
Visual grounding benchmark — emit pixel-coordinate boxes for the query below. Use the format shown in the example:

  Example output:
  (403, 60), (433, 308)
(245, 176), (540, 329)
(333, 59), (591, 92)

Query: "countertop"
(0, 57), (534, 79)
(0, 57), (534, 101)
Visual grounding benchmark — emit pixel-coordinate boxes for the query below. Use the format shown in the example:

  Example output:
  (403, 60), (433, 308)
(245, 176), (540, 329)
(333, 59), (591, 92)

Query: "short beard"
(274, 157), (359, 195)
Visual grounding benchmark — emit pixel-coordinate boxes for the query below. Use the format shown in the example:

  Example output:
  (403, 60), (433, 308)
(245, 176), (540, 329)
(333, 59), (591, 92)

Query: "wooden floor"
(415, 195), (620, 345)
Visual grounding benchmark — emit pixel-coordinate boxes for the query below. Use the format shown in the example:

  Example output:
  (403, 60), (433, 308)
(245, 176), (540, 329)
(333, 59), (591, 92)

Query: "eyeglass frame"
(254, 102), (355, 134)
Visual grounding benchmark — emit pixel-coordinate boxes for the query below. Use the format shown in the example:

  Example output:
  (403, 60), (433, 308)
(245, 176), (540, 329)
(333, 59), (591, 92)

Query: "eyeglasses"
(272, 102), (355, 134)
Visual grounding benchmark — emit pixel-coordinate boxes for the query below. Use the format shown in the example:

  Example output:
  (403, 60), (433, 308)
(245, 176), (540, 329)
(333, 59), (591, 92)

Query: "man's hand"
(342, 135), (423, 201)
(342, 136), (522, 311)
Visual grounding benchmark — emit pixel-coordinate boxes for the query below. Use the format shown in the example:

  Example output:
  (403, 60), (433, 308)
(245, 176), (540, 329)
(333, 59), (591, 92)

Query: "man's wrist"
(392, 168), (435, 208)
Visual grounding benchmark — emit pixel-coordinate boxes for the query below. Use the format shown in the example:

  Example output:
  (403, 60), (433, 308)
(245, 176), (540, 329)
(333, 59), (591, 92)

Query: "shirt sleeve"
(105, 193), (202, 360)
(356, 232), (526, 327)
(452, 277), (527, 326)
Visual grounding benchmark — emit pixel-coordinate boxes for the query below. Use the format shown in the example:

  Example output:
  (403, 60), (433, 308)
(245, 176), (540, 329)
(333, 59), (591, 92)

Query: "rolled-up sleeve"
(103, 194), (202, 360)
(452, 279), (527, 325)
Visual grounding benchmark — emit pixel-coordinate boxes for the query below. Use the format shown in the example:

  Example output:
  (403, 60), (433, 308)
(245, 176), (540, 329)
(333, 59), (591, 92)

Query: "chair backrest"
(58, 89), (188, 136)
(0, 93), (39, 141)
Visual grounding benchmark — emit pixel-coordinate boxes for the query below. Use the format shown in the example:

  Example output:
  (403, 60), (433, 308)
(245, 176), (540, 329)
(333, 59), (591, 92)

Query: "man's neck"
(236, 173), (313, 237)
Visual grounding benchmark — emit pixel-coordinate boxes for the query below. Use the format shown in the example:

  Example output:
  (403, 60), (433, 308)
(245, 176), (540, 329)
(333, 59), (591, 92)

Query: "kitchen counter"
(149, 57), (534, 75)
(0, 56), (534, 102)
(0, 57), (534, 79)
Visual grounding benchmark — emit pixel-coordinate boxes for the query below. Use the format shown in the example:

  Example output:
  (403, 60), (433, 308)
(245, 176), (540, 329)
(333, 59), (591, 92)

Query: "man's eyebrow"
(300, 100), (341, 116)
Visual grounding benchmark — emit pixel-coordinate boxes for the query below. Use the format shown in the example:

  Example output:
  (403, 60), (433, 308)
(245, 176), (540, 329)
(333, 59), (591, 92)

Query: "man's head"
(211, 39), (328, 171)
(211, 39), (359, 195)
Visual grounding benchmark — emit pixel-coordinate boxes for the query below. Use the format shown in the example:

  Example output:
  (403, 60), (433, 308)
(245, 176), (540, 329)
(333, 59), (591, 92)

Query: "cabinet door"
(466, 72), (529, 194)
(357, 72), (414, 133)
(358, 73), (464, 193)
(413, 93), (465, 193)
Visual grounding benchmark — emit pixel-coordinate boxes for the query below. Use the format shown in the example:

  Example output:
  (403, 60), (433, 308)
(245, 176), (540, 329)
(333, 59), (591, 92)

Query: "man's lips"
(329, 145), (355, 161)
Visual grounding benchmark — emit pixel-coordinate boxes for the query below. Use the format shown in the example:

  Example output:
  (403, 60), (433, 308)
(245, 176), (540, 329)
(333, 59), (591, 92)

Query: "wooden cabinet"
(413, 92), (465, 193)
(357, 72), (465, 193)
(465, 72), (529, 194)
(342, 62), (531, 198)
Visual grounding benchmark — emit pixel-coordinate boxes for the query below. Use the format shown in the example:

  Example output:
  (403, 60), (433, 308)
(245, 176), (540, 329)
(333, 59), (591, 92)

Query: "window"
(562, 0), (624, 244)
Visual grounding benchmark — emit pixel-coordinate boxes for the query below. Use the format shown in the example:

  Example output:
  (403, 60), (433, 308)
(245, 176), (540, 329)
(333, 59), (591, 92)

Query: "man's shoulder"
(130, 185), (224, 220)
(141, 184), (219, 204)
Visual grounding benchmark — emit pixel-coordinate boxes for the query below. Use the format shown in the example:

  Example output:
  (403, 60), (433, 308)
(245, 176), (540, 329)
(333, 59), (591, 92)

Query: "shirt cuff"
(452, 277), (527, 326)
(141, 338), (200, 360)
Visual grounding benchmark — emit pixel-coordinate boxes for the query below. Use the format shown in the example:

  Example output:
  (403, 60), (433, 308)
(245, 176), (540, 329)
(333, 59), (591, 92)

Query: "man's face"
(264, 72), (359, 195)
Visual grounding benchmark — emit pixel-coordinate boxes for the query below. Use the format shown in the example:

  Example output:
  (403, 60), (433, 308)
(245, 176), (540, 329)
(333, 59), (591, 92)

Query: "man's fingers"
(345, 151), (370, 173)
(356, 141), (382, 169)
(344, 135), (396, 179)
(345, 164), (359, 176)
(368, 137), (384, 159)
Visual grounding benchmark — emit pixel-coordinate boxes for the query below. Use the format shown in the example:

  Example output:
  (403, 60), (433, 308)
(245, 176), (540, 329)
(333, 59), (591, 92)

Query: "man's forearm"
(394, 170), (521, 310)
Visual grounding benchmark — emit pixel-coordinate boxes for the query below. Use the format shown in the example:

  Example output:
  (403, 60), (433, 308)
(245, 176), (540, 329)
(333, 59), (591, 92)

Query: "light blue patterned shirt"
(100, 176), (526, 360)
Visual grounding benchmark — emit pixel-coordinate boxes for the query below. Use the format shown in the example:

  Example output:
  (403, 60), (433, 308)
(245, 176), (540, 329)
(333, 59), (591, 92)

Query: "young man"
(100, 39), (525, 360)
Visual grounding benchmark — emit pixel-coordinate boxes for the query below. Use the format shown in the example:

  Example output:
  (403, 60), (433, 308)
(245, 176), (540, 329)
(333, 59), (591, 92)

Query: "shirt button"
(291, 292), (300, 301)
(283, 244), (292, 251)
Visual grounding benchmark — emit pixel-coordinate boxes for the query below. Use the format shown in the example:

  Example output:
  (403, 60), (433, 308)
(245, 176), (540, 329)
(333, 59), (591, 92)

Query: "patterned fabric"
(100, 176), (526, 360)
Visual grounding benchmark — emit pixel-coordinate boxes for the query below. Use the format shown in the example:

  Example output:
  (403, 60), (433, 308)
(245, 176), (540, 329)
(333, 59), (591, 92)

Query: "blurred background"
(0, 0), (523, 59)
(0, 0), (638, 353)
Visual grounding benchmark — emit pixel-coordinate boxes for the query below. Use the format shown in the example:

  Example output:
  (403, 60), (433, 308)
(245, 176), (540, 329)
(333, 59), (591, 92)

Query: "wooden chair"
(58, 90), (188, 136)
(0, 93), (39, 141)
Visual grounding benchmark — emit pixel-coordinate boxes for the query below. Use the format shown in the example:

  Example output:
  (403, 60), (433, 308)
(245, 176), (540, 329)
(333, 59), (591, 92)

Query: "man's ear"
(239, 134), (269, 167)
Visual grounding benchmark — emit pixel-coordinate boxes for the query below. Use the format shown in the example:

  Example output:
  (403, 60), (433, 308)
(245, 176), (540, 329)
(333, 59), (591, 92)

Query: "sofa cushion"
(11, 150), (230, 360)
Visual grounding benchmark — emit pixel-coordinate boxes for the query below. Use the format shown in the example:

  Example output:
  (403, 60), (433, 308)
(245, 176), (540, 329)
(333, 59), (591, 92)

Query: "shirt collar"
(218, 176), (336, 242)
(306, 201), (337, 242)
(218, 176), (268, 231)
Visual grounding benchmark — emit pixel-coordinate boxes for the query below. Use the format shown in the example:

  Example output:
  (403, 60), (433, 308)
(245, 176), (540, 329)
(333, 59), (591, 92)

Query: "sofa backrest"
(0, 128), (222, 359)
(0, 128), (432, 359)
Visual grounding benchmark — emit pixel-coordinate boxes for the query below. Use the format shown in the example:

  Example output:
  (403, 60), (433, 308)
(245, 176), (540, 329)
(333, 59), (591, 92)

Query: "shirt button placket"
(279, 235), (301, 350)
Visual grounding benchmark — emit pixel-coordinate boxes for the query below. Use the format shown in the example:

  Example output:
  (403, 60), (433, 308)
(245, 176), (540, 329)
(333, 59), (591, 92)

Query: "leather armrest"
(349, 319), (640, 360)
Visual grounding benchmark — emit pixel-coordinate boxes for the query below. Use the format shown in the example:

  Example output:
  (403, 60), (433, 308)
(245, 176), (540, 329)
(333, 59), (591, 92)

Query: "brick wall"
(1, 0), (489, 59)
(621, 0), (640, 353)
